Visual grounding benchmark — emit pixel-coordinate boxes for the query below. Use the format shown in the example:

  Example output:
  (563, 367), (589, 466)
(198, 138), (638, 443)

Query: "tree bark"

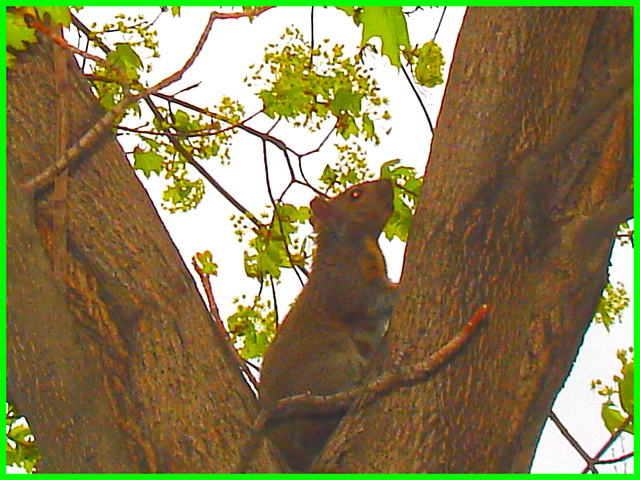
(315, 7), (633, 473)
(6, 39), (282, 472)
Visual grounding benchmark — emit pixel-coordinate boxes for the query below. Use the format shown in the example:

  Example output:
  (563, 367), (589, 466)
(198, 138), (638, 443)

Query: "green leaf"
(173, 109), (192, 130)
(6, 11), (37, 52)
(379, 159), (422, 242)
(617, 360), (634, 416)
(35, 6), (72, 27)
(356, 6), (410, 69)
(195, 250), (218, 275)
(413, 41), (446, 87)
(331, 87), (362, 116)
(161, 176), (205, 212)
(132, 147), (164, 178)
(107, 42), (143, 73)
(226, 297), (276, 359)
(601, 402), (633, 435)
(334, 6), (355, 17)
(320, 164), (338, 188)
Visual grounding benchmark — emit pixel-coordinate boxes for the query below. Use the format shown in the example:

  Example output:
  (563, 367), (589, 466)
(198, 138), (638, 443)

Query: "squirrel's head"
(310, 178), (394, 241)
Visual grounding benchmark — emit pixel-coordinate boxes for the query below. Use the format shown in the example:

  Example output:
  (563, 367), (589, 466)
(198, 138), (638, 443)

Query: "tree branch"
(580, 415), (633, 474)
(24, 6), (275, 195)
(548, 410), (598, 473)
(191, 256), (260, 393)
(143, 97), (263, 227)
(595, 451), (634, 466)
(400, 61), (434, 134)
(235, 304), (488, 472)
(273, 304), (487, 419)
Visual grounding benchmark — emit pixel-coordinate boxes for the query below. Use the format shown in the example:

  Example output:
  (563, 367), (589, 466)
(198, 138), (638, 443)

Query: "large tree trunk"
(6, 39), (281, 473)
(316, 7), (633, 473)
(6, 7), (632, 473)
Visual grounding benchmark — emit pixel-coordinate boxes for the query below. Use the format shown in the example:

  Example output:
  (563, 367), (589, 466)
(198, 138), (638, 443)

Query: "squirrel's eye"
(350, 189), (361, 200)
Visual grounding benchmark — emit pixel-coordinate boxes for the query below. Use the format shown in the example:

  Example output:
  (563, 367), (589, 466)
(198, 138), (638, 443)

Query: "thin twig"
(309, 6), (316, 69)
(191, 256), (259, 392)
(191, 257), (226, 336)
(580, 415), (632, 474)
(273, 304), (487, 419)
(595, 451), (633, 466)
(400, 62), (434, 134)
(548, 410), (598, 473)
(146, 7), (275, 96)
(262, 140), (307, 284)
(144, 97), (263, 228)
(236, 304), (488, 472)
(432, 7), (447, 41)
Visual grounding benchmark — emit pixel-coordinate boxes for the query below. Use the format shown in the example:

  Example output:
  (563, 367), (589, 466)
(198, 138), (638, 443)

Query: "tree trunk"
(6, 39), (281, 472)
(6, 7), (632, 474)
(315, 7), (633, 473)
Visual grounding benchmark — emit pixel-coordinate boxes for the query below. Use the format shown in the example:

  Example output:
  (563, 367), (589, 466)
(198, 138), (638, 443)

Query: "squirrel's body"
(259, 179), (397, 472)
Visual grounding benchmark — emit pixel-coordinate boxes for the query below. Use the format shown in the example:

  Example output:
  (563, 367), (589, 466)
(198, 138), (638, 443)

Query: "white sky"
(9, 6), (633, 474)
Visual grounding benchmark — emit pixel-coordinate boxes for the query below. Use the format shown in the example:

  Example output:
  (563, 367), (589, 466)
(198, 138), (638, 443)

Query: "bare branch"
(400, 62), (434, 134)
(595, 451), (634, 466)
(548, 410), (598, 473)
(581, 415), (633, 474)
(271, 304), (487, 419)
(191, 256), (259, 392)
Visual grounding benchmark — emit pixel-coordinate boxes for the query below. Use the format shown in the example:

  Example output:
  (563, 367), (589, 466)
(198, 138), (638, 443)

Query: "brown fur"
(259, 179), (397, 471)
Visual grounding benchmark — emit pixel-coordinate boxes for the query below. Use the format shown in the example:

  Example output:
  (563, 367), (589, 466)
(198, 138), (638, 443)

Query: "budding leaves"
(593, 348), (634, 435)
(194, 250), (218, 276)
(412, 41), (445, 88)
(227, 297), (276, 359)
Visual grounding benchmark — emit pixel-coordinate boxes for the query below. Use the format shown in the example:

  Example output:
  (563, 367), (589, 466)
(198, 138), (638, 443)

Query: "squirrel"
(259, 178), (398, 472)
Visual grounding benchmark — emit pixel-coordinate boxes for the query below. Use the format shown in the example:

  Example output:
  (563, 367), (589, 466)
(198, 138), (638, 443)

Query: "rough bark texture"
(6, 7), (632, 474)
(314, 7), (633, 473)
(6, 39), (282, 472)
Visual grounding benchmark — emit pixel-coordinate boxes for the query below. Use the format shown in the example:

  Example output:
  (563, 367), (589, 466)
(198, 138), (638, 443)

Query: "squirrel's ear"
(310, 196), (332, 227)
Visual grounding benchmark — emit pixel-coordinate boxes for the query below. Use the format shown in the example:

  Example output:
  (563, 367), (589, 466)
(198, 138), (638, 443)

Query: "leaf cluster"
(593, 282), (630, 332)
(336, 6), (446, 88)
(6, 403), (40, 473)
(380, 159), (422, 242)
(86, 13), (160, 119)
(247, 26), (390, 143)
(240, 203), (312, 282)
(227, 296), (277, 359)
(319, 142), (375, 194)
(591, 348), (634, 436)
